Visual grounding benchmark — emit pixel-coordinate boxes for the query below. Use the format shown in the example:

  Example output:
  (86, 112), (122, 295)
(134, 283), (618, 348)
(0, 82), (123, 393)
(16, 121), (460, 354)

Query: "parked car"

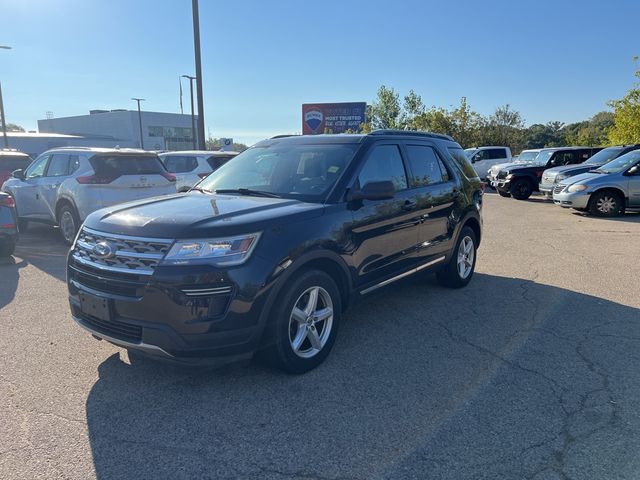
(0, 149), (32, 188)
(486, 149), (541, 186)
(0, 192), (18, 257)
(67, 130), (483, 373)
(539, 145), (640, 197)
(553, 149), (640, 216)
(492, 147), (602, 200)
(1, 147), (176, 244)
(464, 146), (512, 180)
(158, 150), (239, 192)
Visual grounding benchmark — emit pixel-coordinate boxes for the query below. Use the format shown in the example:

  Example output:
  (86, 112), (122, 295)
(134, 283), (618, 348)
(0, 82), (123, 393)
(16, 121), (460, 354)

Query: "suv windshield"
(584, 146), (624, 166)
(595, 150), (640, 174)
(516, 151), (539, 163)
(90, 154), (166, 176)
(0, 155), (31, 171)
(199, 143), (358, 201)
(532, 150), (555, 166)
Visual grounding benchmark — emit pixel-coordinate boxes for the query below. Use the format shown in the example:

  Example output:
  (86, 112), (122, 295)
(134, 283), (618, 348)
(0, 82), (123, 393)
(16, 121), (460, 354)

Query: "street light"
(192, 0), (206, 150)
(0, 45), (12, 149)
(131, 97), (145, 149)
(181, 75), (197, 149)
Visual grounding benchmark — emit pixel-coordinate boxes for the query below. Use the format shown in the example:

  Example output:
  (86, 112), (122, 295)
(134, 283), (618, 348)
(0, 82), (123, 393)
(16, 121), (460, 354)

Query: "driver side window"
(358, 145), (408, 191)
(25, 154), (49, 179)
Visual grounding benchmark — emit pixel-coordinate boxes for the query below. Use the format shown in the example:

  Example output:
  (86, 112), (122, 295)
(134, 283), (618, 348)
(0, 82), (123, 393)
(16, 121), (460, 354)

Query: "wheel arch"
(462, 216), (482, 247)
(589, 186), (627, 207)
(55, 197), (79, 223)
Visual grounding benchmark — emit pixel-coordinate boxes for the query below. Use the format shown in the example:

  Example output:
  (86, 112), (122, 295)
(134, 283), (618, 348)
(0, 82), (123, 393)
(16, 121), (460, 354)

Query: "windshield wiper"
(591, 169), (605, 174)
(215, 188), (282, 198)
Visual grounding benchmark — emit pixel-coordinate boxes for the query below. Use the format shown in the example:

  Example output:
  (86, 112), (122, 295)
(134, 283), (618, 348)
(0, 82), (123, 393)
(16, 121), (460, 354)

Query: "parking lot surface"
(1, 193), (640, 480)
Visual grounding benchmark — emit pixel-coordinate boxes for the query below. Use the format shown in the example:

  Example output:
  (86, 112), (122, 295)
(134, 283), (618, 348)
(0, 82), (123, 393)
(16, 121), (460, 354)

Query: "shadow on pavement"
(0, 255), (28, 309)
(84, 273), (640, 480)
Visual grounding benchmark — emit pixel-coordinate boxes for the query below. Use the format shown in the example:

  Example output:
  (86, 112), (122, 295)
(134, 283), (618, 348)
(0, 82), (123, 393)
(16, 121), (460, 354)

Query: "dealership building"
(37, 109), (197, 152)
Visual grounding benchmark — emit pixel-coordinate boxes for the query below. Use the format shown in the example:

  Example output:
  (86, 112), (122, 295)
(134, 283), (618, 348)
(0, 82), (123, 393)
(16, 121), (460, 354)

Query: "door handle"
(402, 200), (417, 211)
(452, 188), (461, 199)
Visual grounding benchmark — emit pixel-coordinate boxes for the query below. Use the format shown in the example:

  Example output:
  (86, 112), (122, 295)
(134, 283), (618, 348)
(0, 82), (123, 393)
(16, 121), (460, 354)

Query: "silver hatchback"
(553, 150), (640, 216)
(2, 147), (177, 243)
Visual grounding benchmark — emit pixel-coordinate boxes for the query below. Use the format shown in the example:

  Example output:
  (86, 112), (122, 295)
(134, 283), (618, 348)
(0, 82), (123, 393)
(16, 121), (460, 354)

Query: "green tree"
(608, 65), (640, 144)
(363, 85), (403, 131)
(5, 123), (24, 132)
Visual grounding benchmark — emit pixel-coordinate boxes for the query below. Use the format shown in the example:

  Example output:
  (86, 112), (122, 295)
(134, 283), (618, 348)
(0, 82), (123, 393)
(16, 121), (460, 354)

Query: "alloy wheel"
(457, 236), (475, 279)
(60, 211), (76, 243)
(596, 196), (617, 214)
(288, 286), (334, 359)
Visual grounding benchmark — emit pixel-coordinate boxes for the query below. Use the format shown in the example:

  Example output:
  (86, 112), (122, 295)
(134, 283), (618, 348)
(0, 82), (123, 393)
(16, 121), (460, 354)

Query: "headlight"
(505, 173), (514, 180)
(555, 174), (568, 182)
(567, 184), (588, 193)
(163, 232), (261, 266)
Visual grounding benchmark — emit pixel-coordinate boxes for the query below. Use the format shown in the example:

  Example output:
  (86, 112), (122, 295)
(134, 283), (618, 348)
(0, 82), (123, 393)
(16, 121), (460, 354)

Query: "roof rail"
(369, 129), (454, 142)
(270, 134), (300, 139)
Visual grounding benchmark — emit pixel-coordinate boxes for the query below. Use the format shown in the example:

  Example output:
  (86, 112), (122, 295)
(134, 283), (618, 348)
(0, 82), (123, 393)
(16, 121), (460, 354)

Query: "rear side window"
(405, 145), (448, 186)
(162, 155), (198, 173)
(90, 155), (165, 176)
(487, 148), (507, 160)
(358, 145), (408, 191)
(0, 155), (31, 172)
(206, 155), (234, 170)
(447, 147), (478, 179)
(46, 154), (70, 177)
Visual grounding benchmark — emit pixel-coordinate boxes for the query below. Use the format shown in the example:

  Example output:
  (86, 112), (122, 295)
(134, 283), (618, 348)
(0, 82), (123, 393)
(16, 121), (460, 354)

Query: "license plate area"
(79, 292), (111, 322)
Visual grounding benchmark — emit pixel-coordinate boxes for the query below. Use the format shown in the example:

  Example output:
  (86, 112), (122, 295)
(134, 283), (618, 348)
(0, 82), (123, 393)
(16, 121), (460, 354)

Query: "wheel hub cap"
(288, 286), (334, 359)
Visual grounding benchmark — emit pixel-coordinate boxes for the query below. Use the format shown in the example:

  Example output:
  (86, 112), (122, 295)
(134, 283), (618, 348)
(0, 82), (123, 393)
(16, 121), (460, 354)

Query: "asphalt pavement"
(1, 193), (639, 480)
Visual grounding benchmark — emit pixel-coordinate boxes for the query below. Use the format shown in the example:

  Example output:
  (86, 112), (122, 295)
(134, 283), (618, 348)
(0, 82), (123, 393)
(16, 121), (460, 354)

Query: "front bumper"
(493, 179), (511, 193)
(538, 182), (554, 196)
(67, 253), (278, 362)
(552, 189), (591, 209)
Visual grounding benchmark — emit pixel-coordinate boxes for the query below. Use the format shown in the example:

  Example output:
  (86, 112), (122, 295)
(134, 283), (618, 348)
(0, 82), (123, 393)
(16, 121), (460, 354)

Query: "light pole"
(181, 75), (197, 149)
(0, 45), (11, 149)
(131, 97), (145, 149)
(192, 0), (206, 150)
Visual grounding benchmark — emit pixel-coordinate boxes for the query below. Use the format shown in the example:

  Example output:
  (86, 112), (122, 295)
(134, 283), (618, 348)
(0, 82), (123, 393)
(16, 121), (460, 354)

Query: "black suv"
(67, 131), (483, 373)
(494, 147), (602, 200)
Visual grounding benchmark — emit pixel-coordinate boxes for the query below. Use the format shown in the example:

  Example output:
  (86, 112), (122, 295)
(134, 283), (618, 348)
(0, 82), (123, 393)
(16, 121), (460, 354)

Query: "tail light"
(76, 175), (118, 184)
(162, 172), (176, 182)
(0, 195), (15, 208)
(197, 172), (210, 179)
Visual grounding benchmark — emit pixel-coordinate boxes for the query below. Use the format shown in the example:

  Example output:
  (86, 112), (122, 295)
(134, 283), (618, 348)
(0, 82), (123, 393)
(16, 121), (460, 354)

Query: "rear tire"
(263, 270), (341, 374)
(588, 191), (623, 217)
(58, 204), (80, 245)
(0, 240), (15, 257)
(510, 178), (533, 200)
(498, 190), (511, 198)
(436, 226), (477, 289)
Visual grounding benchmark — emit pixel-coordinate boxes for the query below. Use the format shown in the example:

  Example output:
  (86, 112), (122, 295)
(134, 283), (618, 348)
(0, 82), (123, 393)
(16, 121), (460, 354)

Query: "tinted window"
(549, 151), (577, 166)
(358, 145), (407, 191)
(162, 155), (198, 173)
(487, 148), (507, 160)
(46, 154), (70, 177)
(25, 155), (49, 179)
(90, 155), (165, 176)
(206, 155), (234, 170)
(447, 147), (478, 179)
(200, 143), (358, 202)
(69, 155), (80, 174)
(0, 155), (31, 172)
(406, 145), (446, 186)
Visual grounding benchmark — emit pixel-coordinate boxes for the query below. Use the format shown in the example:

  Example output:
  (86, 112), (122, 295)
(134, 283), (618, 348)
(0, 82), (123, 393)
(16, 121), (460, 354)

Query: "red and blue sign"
(302, 102), (367, 135)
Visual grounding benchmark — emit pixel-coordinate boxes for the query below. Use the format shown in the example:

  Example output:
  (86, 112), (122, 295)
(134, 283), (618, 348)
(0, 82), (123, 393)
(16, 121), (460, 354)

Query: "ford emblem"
(93, 241), (114, 259)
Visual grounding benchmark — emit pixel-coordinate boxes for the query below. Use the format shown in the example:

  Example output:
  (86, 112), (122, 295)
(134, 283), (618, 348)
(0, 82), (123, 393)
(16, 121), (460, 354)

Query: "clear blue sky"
(1, 0), (639, 145)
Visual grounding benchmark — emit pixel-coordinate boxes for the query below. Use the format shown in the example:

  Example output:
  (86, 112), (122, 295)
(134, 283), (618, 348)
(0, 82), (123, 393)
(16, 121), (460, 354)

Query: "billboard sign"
(302, 102), (367, 135)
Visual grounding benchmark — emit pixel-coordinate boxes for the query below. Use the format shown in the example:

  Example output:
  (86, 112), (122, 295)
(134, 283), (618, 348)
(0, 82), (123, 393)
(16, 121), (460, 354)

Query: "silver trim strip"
(82, 226), (174, 244)
(72, 315), (174, 358)
(72, 254), (154, 276)
(360, 256), (446, 295)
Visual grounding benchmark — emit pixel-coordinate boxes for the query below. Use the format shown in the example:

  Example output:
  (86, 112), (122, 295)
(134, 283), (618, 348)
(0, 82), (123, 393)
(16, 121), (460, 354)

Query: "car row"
(0, 147), (234, 245)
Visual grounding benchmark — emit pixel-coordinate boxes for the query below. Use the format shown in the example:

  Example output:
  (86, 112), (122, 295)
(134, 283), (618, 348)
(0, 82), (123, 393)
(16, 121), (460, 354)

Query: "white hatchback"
(158, 150), (238, 192)
(1, 147), (177, 244)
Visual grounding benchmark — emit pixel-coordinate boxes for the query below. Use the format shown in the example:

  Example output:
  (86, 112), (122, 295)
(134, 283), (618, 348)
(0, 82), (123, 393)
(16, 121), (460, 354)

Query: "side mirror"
(471, 154), (480, 164)
(349, 180), (395, 201)
(627, 165), (640, 175)
(12, 169), (25, 180)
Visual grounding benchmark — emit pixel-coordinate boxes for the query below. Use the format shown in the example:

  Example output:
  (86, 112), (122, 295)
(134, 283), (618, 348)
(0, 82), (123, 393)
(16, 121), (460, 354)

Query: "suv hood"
(545, 164), (598, 176)
(558, 171), (608, 186)
(83, 192), (325, 238)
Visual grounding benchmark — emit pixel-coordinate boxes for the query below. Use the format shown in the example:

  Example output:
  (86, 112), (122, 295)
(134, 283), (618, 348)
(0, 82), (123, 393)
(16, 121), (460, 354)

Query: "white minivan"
(464, 146), (512, 180)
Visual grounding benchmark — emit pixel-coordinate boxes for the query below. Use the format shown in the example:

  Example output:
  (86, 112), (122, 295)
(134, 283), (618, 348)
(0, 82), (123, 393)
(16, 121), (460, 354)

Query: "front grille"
(72, 227), (173, 275)
(542, 173), (556, 184)
(553, 185), (565, 194)
(69, 263), (147, 297)
(497, 171), (507, 180)
(76, 310), (142, 343)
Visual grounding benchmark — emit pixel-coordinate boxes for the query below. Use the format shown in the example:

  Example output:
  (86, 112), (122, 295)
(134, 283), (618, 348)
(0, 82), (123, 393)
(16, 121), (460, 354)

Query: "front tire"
(498, 190), (511, 198)
(436, 226), (477, 289)
(510, 178), (533, 200)
(589, 191), (623, 217)
(58, 204), (80, 245)
(264, 270), (341, 374)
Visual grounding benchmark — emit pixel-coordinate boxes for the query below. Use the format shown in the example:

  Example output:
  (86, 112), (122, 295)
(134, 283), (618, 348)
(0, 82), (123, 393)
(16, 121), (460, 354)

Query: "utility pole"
(181, 75), (197, 149)
(0, 45), (11, 149)
(131, 97), (145, 149)
(192, 0), (206, 150)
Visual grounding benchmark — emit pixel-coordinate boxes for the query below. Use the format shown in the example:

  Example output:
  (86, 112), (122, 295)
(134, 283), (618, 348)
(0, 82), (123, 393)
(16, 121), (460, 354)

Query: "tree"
(608, 65), (640, 144)
(363, 85), (403, 131)
(5, 123), (24, 132)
